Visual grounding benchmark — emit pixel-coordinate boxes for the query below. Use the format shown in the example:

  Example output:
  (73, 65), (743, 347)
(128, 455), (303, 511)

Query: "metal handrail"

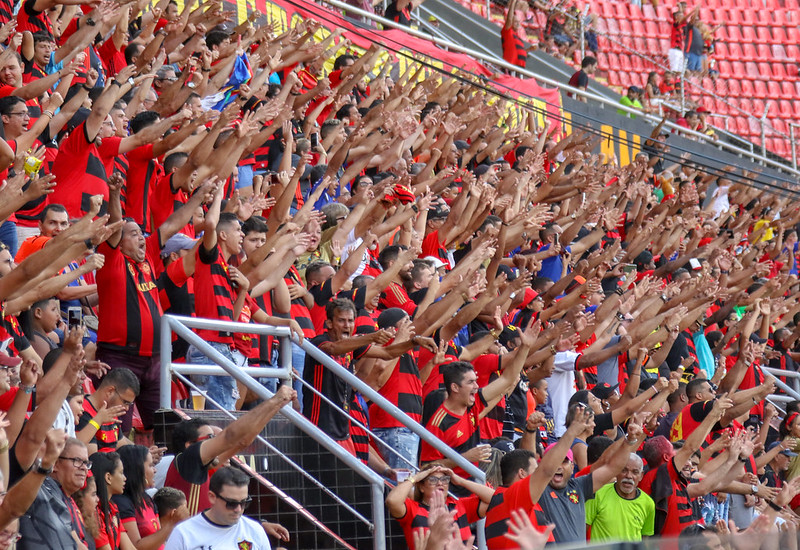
(761, 366), (800, 400)
(160, 314), (489, 549)
(160, 315), (387, 548)
(315, 0), (800, 177)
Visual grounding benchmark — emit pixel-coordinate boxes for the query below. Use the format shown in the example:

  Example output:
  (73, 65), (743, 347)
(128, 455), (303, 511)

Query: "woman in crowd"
(74, 475), (100, 545)
(91, 452), (135, 550)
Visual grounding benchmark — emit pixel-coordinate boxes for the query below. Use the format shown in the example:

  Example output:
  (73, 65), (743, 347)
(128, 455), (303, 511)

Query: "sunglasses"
(214, 493), (252, 510)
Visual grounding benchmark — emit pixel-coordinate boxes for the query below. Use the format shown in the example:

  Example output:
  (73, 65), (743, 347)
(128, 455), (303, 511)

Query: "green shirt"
(585, 482), (655, 542)
(617, 96), (643, 118)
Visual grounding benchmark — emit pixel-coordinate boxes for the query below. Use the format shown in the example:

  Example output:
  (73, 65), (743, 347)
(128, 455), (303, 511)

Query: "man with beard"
(585, 453), (655, 541)
(377, 245), (417, 316)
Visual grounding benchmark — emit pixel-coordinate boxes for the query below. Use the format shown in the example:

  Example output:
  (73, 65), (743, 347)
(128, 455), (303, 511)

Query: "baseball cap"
(591, 383), (620, 400)
(161, 233), (198, 258)
(544, 442), (574, 463)
(767, 441), (798, 457)
(423, 256), (447, 269)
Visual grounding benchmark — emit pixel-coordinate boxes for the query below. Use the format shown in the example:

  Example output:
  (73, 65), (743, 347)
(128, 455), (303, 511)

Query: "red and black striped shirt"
(96, 233), (163, 356)
(370, 354), (422, 428)
(194, 244), (237, 345)
(485, 478), (554, 549)
(395, 495), (480, 550)
(284, 266), (316, 338)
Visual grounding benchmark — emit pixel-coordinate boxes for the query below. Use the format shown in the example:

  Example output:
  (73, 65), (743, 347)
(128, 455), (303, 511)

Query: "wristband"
(20, 384), (34, 394)
(614, 288), (624, 296)
(42, 110), (54, 118)
(767, 500), (783, 512)
(81, 84), (93, 92)
(0, 443), (8, 453)
(110, 80), (121, 87)
(524, 427), (537, 433)
(201, 67), (211, 73)
(89, 419), (101, 430)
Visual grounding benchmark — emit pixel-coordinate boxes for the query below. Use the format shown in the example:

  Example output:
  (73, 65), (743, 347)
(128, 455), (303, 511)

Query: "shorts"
(668, 48), (685, 73)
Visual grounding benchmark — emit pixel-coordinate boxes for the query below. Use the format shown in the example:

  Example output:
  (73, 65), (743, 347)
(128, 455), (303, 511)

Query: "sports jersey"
(379, 281), (416, 316)
(96, 233), (163, 356)
(95, 501), (126, 550)
(7, 138), (48, 227)
(284, 266), (315, 338)
(302, 333), (353, 441)
(349, 391), (370, 464)
(536, 473), (594, 544)
(420, 390), (487, 478)
(650, 456), (699, 536)
(395, 495), (480, 550)
(164, 511), (271, 550)
(669, 401), (714, 442)
(51, 122), (118, 218)
(149, 173), (192, 238)
(77, 396), (119, 452)
(16, 0), (53, 36)
(164, 441), (212, 516)
(473, 353), (504, 440)
(501, 26), (527, 67)
(484, 476), (554, 549)
(124, 144), (164, 232)
(308, 278), (335, 334)
(113, 493), (161, 542)
(370, 354), (422, 428)
(194, 244), (236, 346)
(585, 483), (655, 542)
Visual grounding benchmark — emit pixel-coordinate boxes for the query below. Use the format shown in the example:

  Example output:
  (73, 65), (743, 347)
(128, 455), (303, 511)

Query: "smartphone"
(689, 258), (702, 271)
(310, 132), (319, 148)
(621, 263), (637, 279)
(552, 233), (559, 246)
(67, 307), (82, 329)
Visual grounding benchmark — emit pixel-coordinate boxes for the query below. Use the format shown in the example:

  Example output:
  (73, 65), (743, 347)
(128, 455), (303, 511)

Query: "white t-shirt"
(52, 400), (76, 438)
(164, 511), (272, 550)
(548, 350), (580, 438)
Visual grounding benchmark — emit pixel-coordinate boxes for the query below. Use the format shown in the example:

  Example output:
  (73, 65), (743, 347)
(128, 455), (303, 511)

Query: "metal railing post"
(160, 316), (173, 409)
(761, 102), (771, 159)
(579, 15), (585, 61)
(679, 73), (685, 115)
(791, 123), (797, 171)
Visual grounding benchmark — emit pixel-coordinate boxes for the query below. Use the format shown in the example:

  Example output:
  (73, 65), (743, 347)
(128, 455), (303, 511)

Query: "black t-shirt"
(302, 333), (353, 440)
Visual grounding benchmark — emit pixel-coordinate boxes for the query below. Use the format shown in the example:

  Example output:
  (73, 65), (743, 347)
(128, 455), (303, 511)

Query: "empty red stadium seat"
(717, 60), (732, 78)
(755, 11), (772, 27)
(751, 80), (768, 99)
(714, 98), (730, 115)
(769, 138), (788, 158)
(741, 80), (756, 97)
(631, 54), (644, 72)
(748, 118), (763, 137)
(741, 44), (757, 61)
(772, 64), (788, 80)
(781, 81), (797, 98)
(779, 100), (793, 119)
(776, 27), (791, 43)
(714, 43), (730, 60)
(738, 98), (754, 114)
(606, 53), (621, 71)
(654, 6), (670, 22)
(734, 117), (750, 136)
(618, 71), (633, 88)
(758, 63), (773, 79)
(658, 38), (670, 51)
(743, 27), (760, 44)
(792, 101), (800, 119)
(787, 45), (800, 60)
(645, 38), (660, 52)
(598, 2), (614, 18)
(711, 8), (727, 21)
(752, 99), (767, 117)
(619, 55), (633, 71)
(744, 62), (760, 80)
(756, 27), (772, 44)
(771, 44), (788, 60)
(617, 19), (633, 36)
(606, 18), (620, 36)
(741, 9), (757, 25)
(613, 2), (629, 19)
(789, 65), (800, 79)
(771, 119), (788, 135)
(642, 4), (657, 21)
(644, 20), (659, 36)
(727, 27), (744, 43)
(772, 10), (788, 26)
(767, 81), (782, 98)
(756, 44), (772, 60)
(786, 0), (799, 10)
(631, 20), (645, 37)
(726, 78), (741, 96)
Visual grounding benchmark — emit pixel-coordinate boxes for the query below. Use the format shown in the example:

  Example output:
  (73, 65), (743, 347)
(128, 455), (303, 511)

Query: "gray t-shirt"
(596, 335), (623, 387)
(537, 473), (595, 544)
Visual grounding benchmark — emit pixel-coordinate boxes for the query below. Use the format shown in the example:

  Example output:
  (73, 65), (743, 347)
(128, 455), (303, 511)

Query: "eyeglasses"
(213, 493), (252, 510)
(113, 389), (134, 407)
(424, 475), (451, 485)
(59, 456), (92, 469)
(7, 111), (29, 118)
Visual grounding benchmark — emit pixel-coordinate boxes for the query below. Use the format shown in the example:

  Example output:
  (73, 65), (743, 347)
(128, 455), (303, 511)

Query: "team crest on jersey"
(238, 541), (253, 550)
(141, 262), (150, 275)
(128, 263), (136, 277)
(567, 490), (579, 504)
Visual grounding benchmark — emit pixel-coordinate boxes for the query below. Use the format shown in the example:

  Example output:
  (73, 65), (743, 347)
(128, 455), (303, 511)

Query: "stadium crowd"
(0, 0), (791, 548)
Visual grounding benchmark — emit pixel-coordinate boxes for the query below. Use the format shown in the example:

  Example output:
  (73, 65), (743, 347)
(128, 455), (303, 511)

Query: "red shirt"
(395, 496), (481, 550)
(124, 144), (164, 232)
(485, 476), (555, 549)
(421, 391), (487, 478)
(95, 501), (126, 550)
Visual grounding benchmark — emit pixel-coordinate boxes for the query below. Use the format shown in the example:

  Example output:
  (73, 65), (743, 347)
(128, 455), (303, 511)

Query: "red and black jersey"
(421, 391), (487, 478)
(77, 397), (119, 452)
(652, 456), (700, 536)
(233, 294), (258, 358)
(16, 0), (53, 36)
(395, 495), (480, 550)
(194, 244), (237, 346)
(1, 310), (29, 356)
(474, 353), (505, 440)
(302, 333), (354, 441)
(51, 122), (118, 218)
(420, 340), (461, 397)
(349, 391), (370, 464)
(253, 292), (276, 364)
(379, 281), (416, 316)
(670, 400), (714, 442)
(0, 0), (12, 24)
(284, 266), (315, 338)
(124, 144), (164, 233)
(421, 230), (449, 268)
(309, 279), (336, 334)
(384, 0), (412, 26)
(164, 441), (212, 515)
(96, 233), (163, 356)
(150, 173), (192, 238)
(670, 13), (687, 49)
(485, 478), (554, 549)
(158, 257), (194, 361)
(370, 354), (422, 428)
(501, 26), (527, 68)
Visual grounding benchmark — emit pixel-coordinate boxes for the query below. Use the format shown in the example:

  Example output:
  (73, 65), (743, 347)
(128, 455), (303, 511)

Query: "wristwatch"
(32, 457), (53, 475)
(750, 484), (758, 495)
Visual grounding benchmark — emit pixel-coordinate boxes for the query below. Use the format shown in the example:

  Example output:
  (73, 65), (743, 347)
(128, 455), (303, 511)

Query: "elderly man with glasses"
(18, 436), (93, 550)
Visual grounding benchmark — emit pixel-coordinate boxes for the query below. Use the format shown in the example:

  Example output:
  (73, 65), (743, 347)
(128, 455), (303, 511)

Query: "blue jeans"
(186, 342), (238, 411)
(686, 52), (702, 72)
(0, 220), (18, 257)
(291, 342), (305, 410)
(373, 427), (420, 470)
